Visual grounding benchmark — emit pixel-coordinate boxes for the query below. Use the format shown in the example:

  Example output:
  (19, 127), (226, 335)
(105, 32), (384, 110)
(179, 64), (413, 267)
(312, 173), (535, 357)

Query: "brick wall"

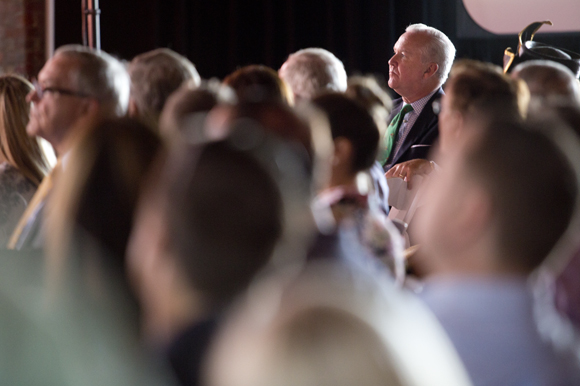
(0, 0), (46, 77)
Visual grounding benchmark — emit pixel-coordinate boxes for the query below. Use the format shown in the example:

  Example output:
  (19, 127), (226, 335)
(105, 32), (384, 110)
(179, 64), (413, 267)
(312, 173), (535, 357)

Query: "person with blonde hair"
(0, 75), (50, 246)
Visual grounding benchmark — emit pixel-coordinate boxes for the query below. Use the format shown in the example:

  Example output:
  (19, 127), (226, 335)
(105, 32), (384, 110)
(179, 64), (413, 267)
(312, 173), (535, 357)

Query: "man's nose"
(388, 54), (396, 66)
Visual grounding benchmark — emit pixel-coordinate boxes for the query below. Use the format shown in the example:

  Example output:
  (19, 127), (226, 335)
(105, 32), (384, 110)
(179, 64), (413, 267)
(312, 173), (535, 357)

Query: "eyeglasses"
(432, 99), (441, 115)
(31, 79), (90, 100)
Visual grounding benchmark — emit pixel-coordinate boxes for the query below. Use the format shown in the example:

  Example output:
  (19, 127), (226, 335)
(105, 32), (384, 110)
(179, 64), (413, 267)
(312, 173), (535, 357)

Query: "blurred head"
(279, 48), (347, 102)
(129, 48), (201, 130)
(438, 60), (524, 154)
(27, 45), (130, 155)
(159, 80), (235, 137)
(388, 24), (455, 102)
(312, 93), (379, 181)
(204, 101), (333, 268)
(0, 75), (50, 185)
(128, 138), (283, 339)
(416, 120), (577, 275)
(206, 102), (318, 173)
(206, 262), (473, 386)
(46, 117), (161, 284)
(224, 65), (293, 105)
(512, 60), (580, 106)
(345, 75), (392, 136)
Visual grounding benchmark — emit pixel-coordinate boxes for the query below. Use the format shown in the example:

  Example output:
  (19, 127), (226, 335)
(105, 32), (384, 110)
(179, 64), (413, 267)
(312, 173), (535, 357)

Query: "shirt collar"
(407, 88), (439, 116)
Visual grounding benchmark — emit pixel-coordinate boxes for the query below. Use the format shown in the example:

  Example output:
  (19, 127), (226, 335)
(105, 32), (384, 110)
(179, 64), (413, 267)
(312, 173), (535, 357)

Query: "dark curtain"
(53, 0), (580, 81)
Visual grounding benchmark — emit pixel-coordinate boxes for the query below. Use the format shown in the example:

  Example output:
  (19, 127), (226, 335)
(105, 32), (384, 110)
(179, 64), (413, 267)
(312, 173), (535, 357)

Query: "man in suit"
(9, 45), (130, 249)
(381, 24), (455, 174)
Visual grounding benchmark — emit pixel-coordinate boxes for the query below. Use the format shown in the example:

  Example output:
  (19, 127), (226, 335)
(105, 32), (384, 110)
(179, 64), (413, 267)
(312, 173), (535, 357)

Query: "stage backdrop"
(54, 0), (580, 85)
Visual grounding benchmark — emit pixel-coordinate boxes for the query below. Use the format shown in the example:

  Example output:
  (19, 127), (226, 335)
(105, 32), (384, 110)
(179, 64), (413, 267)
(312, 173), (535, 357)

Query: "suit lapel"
(389, 88), (442, 166)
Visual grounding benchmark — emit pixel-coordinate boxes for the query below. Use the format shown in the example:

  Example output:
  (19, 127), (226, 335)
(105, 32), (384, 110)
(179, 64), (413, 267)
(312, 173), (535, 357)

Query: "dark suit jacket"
(384, 88), (442, 171)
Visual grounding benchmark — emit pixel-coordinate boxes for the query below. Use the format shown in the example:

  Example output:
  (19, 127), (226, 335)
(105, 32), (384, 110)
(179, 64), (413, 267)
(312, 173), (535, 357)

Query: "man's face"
(27, 54), (88, 151)
(388, 32), (432, 98)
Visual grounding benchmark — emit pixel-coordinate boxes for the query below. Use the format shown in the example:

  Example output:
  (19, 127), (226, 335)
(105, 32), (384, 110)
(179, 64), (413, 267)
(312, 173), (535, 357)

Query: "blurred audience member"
(278, 48), (347, 102)
(0, 75), (51, 246)
(159, 80), (235, 137)
(512, 59), (580, 107)
(204, 101), (332, 267)
(345, 75), (393, 134)
(9, 44), (130, 250)
(415, 119), (580, 385)
(45, 117), (161, 327)
(386, 59), (525, 187)
(345, 75), (392, 215)
(42, 117), (168, 385)
(127, 136), (283, 386)
(312, 93), (404, 280)
(206, 262), (473, 386)
(223, 65), (293, 105)
(129, 48), (201, 131)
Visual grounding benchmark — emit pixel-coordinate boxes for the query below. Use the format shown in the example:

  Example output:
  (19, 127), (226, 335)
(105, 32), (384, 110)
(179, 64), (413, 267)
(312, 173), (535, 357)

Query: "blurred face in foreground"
(414, 134), (492, 275)
(436, 86), (463, 155)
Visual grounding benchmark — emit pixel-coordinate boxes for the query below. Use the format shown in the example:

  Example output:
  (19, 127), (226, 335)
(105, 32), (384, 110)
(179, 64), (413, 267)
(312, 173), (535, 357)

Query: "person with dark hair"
(345, 76), (393, 215)
(313, 93), (404, 281)
(129, 48), (201, 131)
(127, 136), (283, 386)
(415, 119), (580, 385)
(45, 117), (162, 327)
(159, 80), (235, 137)
(223, 65), (292, 105)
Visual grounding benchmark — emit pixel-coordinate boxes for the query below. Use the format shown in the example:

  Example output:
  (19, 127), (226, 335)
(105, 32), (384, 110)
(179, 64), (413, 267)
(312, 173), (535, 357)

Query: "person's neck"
(401, 85), (438, 104)
(328, 170), (357, 190)
(142, 285), (211, 349)
(428, 251), (526, 279)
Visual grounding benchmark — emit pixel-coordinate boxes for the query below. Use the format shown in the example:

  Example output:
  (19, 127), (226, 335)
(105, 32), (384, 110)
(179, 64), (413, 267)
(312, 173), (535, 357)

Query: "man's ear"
(423, 63), (439, 79)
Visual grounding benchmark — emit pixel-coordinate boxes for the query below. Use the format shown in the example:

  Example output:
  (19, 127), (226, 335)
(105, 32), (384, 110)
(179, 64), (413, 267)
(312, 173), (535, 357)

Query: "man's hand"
(385, 159), (434, 189)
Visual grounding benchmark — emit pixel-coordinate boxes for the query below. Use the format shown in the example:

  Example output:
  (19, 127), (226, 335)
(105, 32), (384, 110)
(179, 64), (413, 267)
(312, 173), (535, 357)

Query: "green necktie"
(379, 104), (414, 166)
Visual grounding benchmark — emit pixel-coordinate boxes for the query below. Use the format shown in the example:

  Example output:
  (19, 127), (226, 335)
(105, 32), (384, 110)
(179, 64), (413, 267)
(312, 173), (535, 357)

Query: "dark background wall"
(54, 0), (580, 83)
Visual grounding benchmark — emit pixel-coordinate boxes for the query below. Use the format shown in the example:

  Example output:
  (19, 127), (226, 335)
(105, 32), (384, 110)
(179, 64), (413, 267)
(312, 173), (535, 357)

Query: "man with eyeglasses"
(381, 24), (455, 184)
(8, 45), (130, 250)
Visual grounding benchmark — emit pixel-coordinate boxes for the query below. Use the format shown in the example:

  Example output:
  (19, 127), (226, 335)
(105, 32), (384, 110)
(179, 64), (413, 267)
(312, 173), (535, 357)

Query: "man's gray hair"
(512, 60), (580, 105)
(406, 24), (456, 87)
(55, 45), (130, 117)
(129, 48), (201, 127)
(279, 48), (347, 101)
